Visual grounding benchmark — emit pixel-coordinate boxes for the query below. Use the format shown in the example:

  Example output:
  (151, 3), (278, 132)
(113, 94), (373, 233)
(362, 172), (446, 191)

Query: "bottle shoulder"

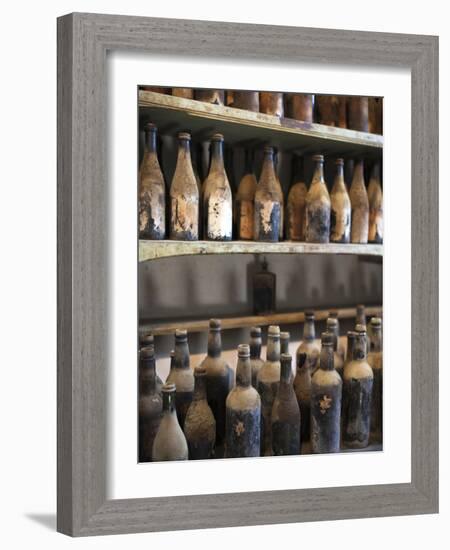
(226, 385), (261, 411)
(201, 355), (231, 376)
(257, 360), (281, 383)
(344, 359), (373, 380)
(236, 173), (257, 200)
(311, 368), (342, 388)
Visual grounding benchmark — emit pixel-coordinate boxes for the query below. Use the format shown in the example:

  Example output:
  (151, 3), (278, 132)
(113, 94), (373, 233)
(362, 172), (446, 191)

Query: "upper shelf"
(138, 91), (383, 157)
(139, 240), (383, 262)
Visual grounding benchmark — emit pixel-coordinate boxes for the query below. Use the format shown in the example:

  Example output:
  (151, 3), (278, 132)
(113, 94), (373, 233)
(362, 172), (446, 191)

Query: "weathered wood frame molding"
(57, 13), (438, 536)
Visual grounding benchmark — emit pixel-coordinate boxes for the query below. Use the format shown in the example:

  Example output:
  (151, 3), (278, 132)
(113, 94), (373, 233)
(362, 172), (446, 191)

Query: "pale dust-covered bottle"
(257, 325), (281, 455)
(367, 162), (383, 244)
(286, 155), (307, 241)
(305, 154), (331, 243)
(349, 159), (369, 244)
(139, 123), (166, 239)
(170, 132), (199, 240)
(368, 317), (383, 442)
(330, 158), (351, 243)
(236, 149), (257, 240)
(203, 134), (233, 241)
(254, 146), (283, 242)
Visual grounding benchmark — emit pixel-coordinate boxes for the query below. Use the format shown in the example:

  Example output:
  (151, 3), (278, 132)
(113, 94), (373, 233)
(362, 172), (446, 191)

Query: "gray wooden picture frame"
(57, 12), (439, 537)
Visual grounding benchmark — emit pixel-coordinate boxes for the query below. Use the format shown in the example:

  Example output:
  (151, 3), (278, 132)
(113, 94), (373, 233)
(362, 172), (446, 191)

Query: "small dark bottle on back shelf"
(249, 327), (264, 388)
(253, 257), (276, 315)
(305, 154), (331, 243)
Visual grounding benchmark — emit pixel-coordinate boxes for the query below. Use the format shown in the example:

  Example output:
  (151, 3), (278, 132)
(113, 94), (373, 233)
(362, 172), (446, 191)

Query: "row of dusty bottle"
(139, 310), (383, 461)
(139, 124), (383, 243)
(141, 87), (382, 134)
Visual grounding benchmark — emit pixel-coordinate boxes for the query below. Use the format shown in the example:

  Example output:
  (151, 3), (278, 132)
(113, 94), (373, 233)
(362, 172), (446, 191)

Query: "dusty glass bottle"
(271, 353), (301, 456)
(254, 146), (283, 242)
(257, 325), (281, 456)
(252, 257), (276, 315)
(201, 319), (233, 447)
(356, 304), (366, 328)
(347, 97), (369, 132)
(166, 330), (194, 430)
(236, 149), (257, 240)
(293, 350), (313, 444)
(225, 344), (261, 458)
(139, 332), (163, 391)
(315, 95), (339, 126)
(344, 331), (357, 375)
(326, 317), (344, 379)
(152, 383), (189, 461)
(330, 158), (351, 243)
(202, 134), (233, 241)
(184, 366), (216, 459)
(170, 132), (199, 241)
(342, 325), (374, 448)
(138, 346), (163, 462)
(249, 327), (264, 388)
(305, 154), (331, 243)
(280, 331), (290, 355)
(139, 123), (166, 240)
(259, 92), (284, 117)
(367, 162), (383, 244)
(286, 155), (307, 241)
(285, 93), (314, 122)
(349, 159), (369, 244)
(195, 89), (225, 105)
(368, 317), (383, 442)
(229, 90), (259, 112)
(311, 332), (343, 454)
(296, 311), (320, 375)
(328, 310), (345, 360)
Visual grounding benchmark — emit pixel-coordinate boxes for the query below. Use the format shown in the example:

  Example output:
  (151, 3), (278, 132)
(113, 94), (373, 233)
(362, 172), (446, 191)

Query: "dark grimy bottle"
(138, 345), (163, 462)
(170, 132), (199, 240)
(257, 325), (281, 456)
(271, 353), (301, 455)
(330, 158), (351, 243)
(254, 146), (283, 242)
(184, 366), (216, 459)
(201, 319), (233, 447)
(225, 344), (261, 458)
(152, 383), (188, 461)
(342, 325), (374, 448)
(249, 327), (264, 388)
(296, 311), (320, 376)
(368, 317), (383, 442)
(139, 123), (166, 239)
(202, 134), (233, 241)
(311, 332), (343, 454)
(166, 330), (194, 430)
(305, 154), (331, 243)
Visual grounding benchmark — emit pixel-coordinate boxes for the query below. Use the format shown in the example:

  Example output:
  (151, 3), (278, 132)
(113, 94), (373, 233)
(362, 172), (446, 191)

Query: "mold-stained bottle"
(349, 159), (369, 243)
(286, 155), (307, 241)
(367, 162), (383, 244)
(271, 353), (301, 455)
(330, 158), (351, 243)
(305, 154), (331, 243)
(368, 317), (383, 442)
(139, 123), (166, 240)
(236, 149), (257, 240)
(254, 146), (283, 242)
(170, 132), (199, 240)
(184, 366), (216, 459)
(249, 327), (264, 388)
(311, 332), (343, 454)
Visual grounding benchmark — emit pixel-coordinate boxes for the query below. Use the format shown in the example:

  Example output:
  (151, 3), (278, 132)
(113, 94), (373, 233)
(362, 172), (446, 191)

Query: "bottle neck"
(280, 358), (292, 384)
(352, 160), (365, 184)
(371, 163), (380, 181)
(249, 338), (261, 359)
(139, 357), (157, 393)
(207, 329), (222, 358)
(280, 336), (289, 355)
(193, 374), (208, 401)
(312, 160), (325, 184)
(320, 343), (334, 371)
(353, 333), (367, 361)
(260, 149), (276, 181)
(370, 328), (382, 352)
(236, 355), (252, 387)
(303, 318), (315, 341)
(209, 140), (225, 173)
(174, 339), (190, 369)
(162, 391), (177, 414)
(346, 338), (355, 363)
(144, 129), (157, 154)
(328, 325), (338, 351)
(266, 334), (280, 361)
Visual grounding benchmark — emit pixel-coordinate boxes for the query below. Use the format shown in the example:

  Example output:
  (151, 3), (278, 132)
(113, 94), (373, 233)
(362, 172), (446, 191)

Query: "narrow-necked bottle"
(347, 97), (369, 132)
(271, 353), (301, 456)
(280, 331), (290, 355)
(195, 89), (225, 105)
(254, 146), (283, 242)
(257, 325), (281, 455)
(201, 319), (233, 446)
(259, 92), (284, 117)
(202, 134), (233, 241)
(342, 325), (373, 448)
(356, 304), (366, 327)
(328, 310), (345, 360)
(293, 350), (313, 444)
(152, 383), (188, 461)
(139, 346), (163, 462)
(311, 332), (342, 453)
(172, 87), (193, 99)
(326, 318), (344, 379)
(139, 332), (164, 392)
(349, 159), (369, 244)
(139, 123), (166, 240)
(330, 158), (351, 243)
(344, 331), (357, 375)
(296, 311), (320, 375)
(184, 366), (216, 459)
(252, 257), (276, 315)
(236, 149), (257, 240)
(170, 132), (199, 241)
(166, 330), (194, 430)
(225, 344), (261, 457)
(249, 327), (264, 388)
(286, 155), (307, 241)
(368, 318), (383, 442)
(230, 90), (259, 112)
(367, 162), (383, 243)
(285, 93), (313, 123)
(305, 154), (331, 243)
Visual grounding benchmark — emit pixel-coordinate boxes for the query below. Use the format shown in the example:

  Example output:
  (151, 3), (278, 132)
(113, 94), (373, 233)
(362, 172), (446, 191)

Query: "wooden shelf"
(139, 91), (383, 157)
(139, 239), (383, 262)
(141, 305), (383, 336)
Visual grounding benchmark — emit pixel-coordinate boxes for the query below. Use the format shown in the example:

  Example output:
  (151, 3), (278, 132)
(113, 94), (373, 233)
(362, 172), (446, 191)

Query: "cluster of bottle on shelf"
(140, 87), (382, 134)
(139, 124), (383, 244)
(139, 305), (383, 461)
